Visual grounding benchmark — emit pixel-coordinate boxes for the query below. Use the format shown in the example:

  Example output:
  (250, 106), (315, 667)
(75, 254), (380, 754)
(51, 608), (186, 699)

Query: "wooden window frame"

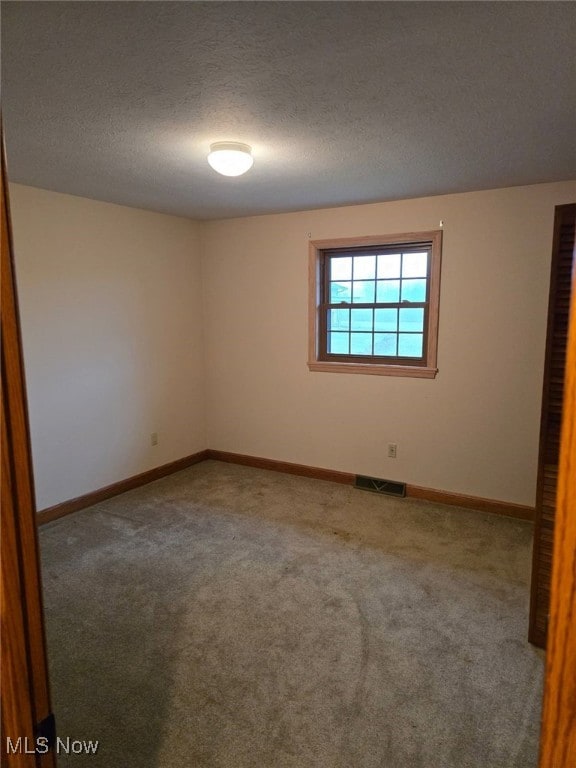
(308, 231), (442, 378)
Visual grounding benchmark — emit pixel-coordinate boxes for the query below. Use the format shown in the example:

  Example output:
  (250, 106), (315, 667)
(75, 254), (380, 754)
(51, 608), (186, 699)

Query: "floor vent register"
(354, 475), (406, 497)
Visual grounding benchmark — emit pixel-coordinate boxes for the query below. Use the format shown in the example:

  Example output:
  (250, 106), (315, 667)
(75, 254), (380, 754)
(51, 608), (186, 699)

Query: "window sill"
(307, 361), (438, 378)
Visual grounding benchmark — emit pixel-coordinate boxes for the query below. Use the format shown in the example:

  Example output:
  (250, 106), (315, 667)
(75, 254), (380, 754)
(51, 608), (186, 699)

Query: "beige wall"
(10, 184), (206, 510)
(10, 180), (576, 511)
(201, 181), (576, 506)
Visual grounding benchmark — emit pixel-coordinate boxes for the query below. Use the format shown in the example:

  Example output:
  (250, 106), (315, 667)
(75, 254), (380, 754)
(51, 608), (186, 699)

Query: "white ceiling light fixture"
(207, 142), (254, 177)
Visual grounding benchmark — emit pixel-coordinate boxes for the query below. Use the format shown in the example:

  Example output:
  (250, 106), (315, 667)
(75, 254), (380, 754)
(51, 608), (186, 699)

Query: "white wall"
(10, 184), (206, 510)
(201, 181), (576, 507)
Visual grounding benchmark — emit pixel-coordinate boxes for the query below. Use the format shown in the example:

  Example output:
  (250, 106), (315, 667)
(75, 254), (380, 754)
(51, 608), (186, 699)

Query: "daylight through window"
(308, 232), (442, 378)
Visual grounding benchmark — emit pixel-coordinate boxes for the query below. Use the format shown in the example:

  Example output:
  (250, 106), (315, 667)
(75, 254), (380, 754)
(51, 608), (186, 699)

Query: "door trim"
(538, 217), (576, 766)
(1, 130), (56, 766)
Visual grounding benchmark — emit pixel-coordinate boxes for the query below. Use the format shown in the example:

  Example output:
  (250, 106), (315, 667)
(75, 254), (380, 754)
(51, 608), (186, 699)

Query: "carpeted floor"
(39, 460), (543, 768)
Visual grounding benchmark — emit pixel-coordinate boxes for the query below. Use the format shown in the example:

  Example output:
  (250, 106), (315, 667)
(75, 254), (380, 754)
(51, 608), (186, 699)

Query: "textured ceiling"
(2, 1), (576, 220)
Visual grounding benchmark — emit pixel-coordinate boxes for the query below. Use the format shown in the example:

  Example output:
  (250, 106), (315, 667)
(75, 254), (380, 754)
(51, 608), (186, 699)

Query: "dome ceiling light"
(207, 142), (254, 177)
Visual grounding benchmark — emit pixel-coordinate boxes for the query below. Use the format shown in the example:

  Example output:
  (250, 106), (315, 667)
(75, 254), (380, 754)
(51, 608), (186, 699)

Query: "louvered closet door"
(529, 203), (576, 648)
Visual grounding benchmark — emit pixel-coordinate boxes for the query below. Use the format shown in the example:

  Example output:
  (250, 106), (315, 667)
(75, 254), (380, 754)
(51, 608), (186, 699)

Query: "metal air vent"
(355, 475), (406, 497)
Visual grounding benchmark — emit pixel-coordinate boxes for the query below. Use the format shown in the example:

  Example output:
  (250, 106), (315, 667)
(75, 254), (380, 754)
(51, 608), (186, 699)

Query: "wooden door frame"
(538, 229), (576, 766)
(1, 132), (56, 766)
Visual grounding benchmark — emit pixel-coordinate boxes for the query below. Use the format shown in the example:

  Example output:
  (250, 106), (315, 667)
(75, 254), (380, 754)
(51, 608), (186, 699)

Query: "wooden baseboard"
(405, 484), (534, 521)
(37, 447), (535, 525)
(37, 450), (210, 524)
(206, 449), (535, 521)
(205, 449), (354, 485)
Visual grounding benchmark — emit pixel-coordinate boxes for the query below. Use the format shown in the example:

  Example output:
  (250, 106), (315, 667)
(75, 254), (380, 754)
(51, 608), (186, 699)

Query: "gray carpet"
(39, 460), (543, 768)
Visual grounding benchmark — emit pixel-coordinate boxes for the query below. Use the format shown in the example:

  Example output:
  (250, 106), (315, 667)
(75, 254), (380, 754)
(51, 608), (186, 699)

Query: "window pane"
(331, 256), (352, 281)
(329, 308), (350, 331)
(316, 235), (440, 373)
(353, 255), (376, 280)
(398, 333), (423, 357)
(377, 253), (401, 278)
(402, 252), (428, 278)
(401, 279), (426, 303)
(374, 308), (397, 332)
(331, 281), (351, 303)
(374, 333), (397, 356)
(350, 333), (373, 355)
(376, 280), (400, 303)
(399, 308), (424, 332)
(329, 332), (349, 354)
(351, 308), (373, 331)
(352, 280), (375, 303)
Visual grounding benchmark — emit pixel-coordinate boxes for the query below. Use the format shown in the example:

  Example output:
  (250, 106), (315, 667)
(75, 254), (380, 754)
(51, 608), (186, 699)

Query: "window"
(308, 231), (442, 378)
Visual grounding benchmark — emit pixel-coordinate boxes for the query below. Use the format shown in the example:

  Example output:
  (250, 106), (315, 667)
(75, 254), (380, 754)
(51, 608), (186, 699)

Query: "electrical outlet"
(387, 443), (397, 459)
(151, 432), (158, 446)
